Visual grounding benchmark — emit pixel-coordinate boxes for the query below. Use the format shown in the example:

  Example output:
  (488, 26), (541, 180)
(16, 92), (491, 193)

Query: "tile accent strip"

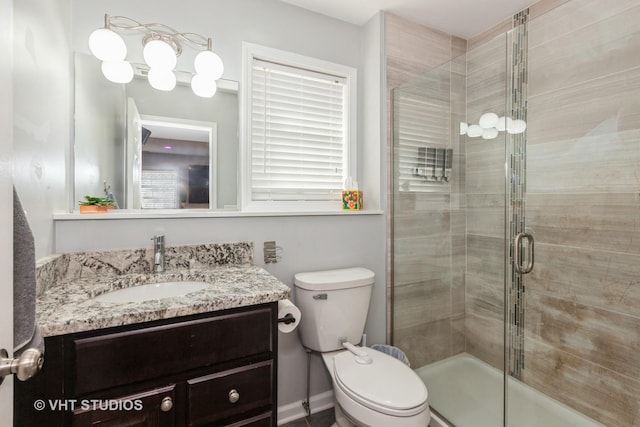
(506, 8), (529, 380)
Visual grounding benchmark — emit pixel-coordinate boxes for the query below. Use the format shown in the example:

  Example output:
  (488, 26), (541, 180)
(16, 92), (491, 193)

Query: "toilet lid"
(333, 348), (428, 416)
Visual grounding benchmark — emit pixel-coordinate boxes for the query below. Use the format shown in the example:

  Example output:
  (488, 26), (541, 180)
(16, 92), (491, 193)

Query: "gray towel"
(13, 188), (44, 356)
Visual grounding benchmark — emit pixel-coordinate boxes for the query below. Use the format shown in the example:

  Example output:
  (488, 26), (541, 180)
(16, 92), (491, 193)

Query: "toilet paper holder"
(277, 299), (301, 334)
(278, 313), (296, 324)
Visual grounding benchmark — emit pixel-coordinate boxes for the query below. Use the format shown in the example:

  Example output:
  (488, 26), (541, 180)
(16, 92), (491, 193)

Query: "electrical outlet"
(264, 241), (279, 263)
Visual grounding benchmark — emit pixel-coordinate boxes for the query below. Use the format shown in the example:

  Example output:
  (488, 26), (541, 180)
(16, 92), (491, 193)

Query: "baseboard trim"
(277, 390), (335, 425)
(429, 407), (454, 427)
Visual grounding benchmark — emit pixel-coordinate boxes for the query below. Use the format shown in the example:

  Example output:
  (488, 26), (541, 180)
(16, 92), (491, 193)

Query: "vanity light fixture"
(88, 14), (224, 97)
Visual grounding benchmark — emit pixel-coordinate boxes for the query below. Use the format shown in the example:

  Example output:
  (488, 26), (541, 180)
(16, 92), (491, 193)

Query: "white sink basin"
(93, 281), (210, 303)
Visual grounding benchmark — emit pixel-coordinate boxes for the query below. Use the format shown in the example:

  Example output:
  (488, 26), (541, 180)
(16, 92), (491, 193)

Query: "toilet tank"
(294, 267), (374, 352)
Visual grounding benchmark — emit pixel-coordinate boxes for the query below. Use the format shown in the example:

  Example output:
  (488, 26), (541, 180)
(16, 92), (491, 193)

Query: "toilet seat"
(332, 347), (428, 417)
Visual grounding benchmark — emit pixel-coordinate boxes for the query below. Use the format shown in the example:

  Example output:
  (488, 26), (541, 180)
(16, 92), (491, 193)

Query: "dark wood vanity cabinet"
(15, 303), (278, 427)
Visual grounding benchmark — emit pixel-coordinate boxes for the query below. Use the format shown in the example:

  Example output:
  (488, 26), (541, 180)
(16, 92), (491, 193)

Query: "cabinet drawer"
(73, 306), (273, 395)
(187, 360), (273, 426)
(71, 384), (176, 427)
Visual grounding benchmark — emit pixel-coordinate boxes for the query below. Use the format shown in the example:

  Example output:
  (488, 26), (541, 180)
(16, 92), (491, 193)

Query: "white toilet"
(294, 267), (430, 427)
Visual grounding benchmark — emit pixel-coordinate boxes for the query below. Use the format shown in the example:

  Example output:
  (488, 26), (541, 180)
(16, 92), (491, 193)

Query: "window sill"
(52, 209), (384, 220)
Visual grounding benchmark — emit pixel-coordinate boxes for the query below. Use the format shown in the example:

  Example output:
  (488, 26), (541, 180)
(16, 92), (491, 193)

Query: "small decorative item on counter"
(342, 190), (363, 210)
(341, 177), (362, 210)
(78, 196), (116, 213)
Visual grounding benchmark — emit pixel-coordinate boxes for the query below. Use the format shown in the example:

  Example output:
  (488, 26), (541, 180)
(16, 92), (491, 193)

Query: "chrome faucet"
(151, 235), (165, 273)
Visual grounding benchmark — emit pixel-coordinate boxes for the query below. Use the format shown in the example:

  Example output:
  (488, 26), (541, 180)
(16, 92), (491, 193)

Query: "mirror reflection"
(136, 116), (215, 209)
(73, 53), (238, 211)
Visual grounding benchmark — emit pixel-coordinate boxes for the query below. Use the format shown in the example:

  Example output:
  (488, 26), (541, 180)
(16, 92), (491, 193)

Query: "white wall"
(359, 10), (386, 369)
(360, 12), (385, 213)
(62, 0), (387, 415)
(13, 0), (71, 259)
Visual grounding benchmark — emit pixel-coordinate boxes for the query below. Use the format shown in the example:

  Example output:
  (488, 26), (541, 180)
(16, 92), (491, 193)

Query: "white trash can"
(370, 344), (411, 367)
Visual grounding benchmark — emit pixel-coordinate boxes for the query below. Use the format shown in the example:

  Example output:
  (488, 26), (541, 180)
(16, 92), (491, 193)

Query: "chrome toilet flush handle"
(342, 341), (372, 365)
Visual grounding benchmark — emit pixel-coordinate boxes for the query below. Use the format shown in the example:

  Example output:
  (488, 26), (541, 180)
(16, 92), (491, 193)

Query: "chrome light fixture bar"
(88, 14), (224, 97)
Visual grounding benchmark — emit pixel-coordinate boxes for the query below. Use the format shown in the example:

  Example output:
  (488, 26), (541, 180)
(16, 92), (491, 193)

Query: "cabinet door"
(71, 385), (176, 427)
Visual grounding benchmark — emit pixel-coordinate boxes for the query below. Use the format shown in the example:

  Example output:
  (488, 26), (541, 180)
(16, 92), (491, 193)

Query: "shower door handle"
(513, 232), (534, 274)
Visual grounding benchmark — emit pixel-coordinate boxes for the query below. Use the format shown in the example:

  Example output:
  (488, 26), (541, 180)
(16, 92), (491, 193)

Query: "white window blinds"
(250, 59), (347, 201)
(140, 170), (178, 208)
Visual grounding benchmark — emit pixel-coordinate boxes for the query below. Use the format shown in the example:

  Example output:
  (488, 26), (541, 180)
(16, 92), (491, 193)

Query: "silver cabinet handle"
(160, 396), (173, 412)
(228, 389), (240, 404)
(513, 232), (535, 274)
(0, 348), (44, 384)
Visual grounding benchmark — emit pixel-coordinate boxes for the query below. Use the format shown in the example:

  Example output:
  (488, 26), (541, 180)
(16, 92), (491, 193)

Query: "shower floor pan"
(416, 353), (604, 427)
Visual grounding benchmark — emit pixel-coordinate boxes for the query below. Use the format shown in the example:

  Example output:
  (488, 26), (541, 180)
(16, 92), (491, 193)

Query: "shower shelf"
(413, 146), (453, 183)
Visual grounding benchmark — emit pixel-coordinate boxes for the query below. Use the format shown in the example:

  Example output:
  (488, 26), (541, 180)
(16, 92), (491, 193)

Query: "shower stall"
(391, 1), (640, 426)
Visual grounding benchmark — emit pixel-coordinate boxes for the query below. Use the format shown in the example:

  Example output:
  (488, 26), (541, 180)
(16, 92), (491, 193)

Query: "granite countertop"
(37, 263), (291, 337)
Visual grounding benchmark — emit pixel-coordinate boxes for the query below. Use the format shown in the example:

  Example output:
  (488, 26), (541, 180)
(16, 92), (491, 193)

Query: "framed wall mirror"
(73, 52), (239, 211)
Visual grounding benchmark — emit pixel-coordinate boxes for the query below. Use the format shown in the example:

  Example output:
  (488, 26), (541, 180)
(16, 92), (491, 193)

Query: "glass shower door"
(505, 1), (640, 426)
(392, 41), (509, 425)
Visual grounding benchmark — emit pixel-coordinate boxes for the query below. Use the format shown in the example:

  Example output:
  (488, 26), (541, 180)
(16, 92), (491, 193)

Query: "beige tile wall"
(385, 12), (467, 368)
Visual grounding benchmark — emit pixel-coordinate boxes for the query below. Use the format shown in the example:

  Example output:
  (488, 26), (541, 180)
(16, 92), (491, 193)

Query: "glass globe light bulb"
(89, 28), (127, 62)
(143, 39), (177, 70)
(479, 112), (499, 129)
(191, 74), (218, 98)
(507, 119), (527, 134)
(467, 124), (483, 138)
(147, 68), (176, 91)
(482, 127), (499, 140)
(194, 50), (224, 80)
(101, 61), (134, 84)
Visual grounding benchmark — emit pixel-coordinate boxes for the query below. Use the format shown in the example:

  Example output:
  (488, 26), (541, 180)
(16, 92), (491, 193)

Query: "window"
(140, 170), (178, 208)
(242, 43), (357, 211)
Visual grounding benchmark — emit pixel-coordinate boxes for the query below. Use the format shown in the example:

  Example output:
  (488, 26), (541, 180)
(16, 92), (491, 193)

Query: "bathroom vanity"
(15, 242), (290, 427)
(17, 303), (278, 426)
